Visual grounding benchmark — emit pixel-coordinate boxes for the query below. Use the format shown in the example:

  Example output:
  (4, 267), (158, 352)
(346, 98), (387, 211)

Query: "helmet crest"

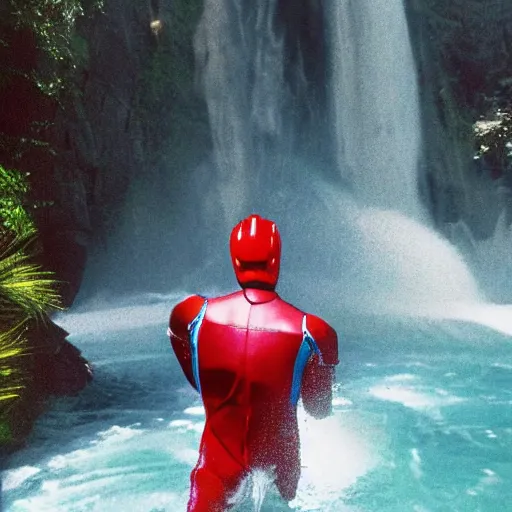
(229, 214), (281, 290)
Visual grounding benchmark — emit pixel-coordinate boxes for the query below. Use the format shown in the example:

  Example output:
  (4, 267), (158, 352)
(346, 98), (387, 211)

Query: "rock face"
(31, 320), (93, 397)
(36, 0), (157, 305)
(406, 0), (512, 238)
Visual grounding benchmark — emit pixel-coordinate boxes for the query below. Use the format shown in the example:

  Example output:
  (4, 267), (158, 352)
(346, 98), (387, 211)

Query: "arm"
(168, 295), (205, 391)
(301, 315), (339, 419)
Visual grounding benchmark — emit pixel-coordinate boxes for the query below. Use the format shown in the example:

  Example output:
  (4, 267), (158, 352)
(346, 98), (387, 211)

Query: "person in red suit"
(168, 214), (339, 511)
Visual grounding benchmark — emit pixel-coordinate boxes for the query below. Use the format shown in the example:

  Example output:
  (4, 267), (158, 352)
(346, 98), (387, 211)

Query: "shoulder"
(305, 314), (336, 339)
(170, 294), (207, 329)
(305, 313), (339, 365)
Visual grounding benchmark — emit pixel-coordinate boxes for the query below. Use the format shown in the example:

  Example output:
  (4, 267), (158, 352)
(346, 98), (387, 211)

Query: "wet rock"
(2, 317), (93, 453)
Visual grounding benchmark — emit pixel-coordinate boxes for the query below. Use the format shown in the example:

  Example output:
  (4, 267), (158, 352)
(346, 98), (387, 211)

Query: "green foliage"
(9, 0), (85, 59)
(4, 0), (103, 97)
(0, 165), (61, 319)
(0, 165), (61, 444)
(0, 1), (102, 182)
(0, 166), (36, 238)
(0, 237), (61, 325)
(0, 233), (62, 443)
(0, 323), (26, 408)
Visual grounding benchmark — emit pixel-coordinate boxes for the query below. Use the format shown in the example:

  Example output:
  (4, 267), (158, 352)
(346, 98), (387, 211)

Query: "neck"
(243, 288), (277, 304)
(242, 281), (275, 291)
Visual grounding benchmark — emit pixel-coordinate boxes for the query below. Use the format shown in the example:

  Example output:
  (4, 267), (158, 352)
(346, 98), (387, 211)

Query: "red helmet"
(230, 214), (281, 290)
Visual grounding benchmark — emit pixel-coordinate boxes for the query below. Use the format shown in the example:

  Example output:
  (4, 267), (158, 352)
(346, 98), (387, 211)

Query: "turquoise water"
(3, 300), (512, 512)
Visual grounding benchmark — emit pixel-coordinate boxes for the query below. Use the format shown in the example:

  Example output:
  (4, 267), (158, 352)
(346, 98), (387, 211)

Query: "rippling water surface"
(3, 299), (512, 512)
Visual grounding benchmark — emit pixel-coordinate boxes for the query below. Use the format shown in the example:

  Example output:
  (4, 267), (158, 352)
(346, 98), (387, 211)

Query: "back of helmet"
(230, 214), (281, 290)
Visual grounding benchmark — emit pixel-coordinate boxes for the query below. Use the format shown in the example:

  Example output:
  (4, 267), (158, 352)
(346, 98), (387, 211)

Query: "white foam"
(95, 425), (145, 444)
(450, 303), (512, 337)
(292, 406), (382, 510)
(405, 302), (512, 338)
(355, 209), (482, 309)
(2, 466), (41, 491)
(47, 450), (90, 470)
(332, 397), (353, 406)
(386, 374), (417, 382)
(183, 406), (205, 416)
(251, 469), (274, 512)
(47, 425), (144, 471)
(172, 448), (199, 466)
(369, 385), (465, 410)
(169, 419), (192, 428)
(41, 480), (60, 493)
(410, 448), (422, 480)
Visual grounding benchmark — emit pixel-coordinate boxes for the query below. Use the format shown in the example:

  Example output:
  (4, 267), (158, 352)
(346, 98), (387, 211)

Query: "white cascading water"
(323, 0), (488, 316)
(194, 0), (286, 227)
(322, 0), (512, 333)
(329, 0), (425, 221)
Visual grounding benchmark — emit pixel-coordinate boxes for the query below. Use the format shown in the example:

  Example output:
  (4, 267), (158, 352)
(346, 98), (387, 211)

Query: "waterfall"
(194, 0), (286, 226)
(81, 0), (485, 313)
(329, 0), (425, 221)
(184, 0), (483, 315)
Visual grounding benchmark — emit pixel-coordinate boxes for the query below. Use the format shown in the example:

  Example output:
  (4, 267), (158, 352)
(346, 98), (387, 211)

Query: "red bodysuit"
(169, 214), (339, 511)
(169, 288), (338, 511)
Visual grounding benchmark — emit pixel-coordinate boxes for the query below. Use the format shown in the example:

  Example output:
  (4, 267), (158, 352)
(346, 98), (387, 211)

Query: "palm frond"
(0, 232), (61, 424)
(0, 322), (27, 407)
(0, 235), (62, 324)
